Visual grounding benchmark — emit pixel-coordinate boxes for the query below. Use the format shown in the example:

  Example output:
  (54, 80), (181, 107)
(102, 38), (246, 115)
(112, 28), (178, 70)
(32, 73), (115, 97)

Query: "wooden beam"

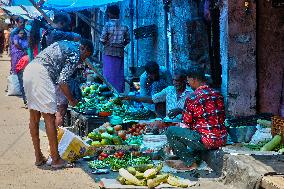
(28, 0), (54, 25)
(76, 12), (101, 35)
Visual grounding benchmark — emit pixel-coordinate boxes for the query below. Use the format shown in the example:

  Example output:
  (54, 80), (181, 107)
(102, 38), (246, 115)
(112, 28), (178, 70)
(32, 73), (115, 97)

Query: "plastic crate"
(226, 113), (273, 127)
(226, 113), (273, 143)
(70, 110), (109, 137)
(272, 116), (284, 143)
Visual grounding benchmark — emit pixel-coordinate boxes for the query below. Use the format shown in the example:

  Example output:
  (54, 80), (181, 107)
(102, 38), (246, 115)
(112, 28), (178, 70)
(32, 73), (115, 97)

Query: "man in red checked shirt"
(166, 67), (227, 170)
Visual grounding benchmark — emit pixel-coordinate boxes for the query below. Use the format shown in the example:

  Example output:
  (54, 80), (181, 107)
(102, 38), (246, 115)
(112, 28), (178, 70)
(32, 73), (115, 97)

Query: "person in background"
(0, 30), (4, 57)
(139, 61), (172, 117)
(100, 5), (130, 93)
(4, 26), (11, 54)
(16, 19), (47, 108)
(42, 12), (81, 128)
(122, 69), (192, 120)
(166, 67), (227, 170)
(10, 17), (25, 51)
(23, 39), (93, 169)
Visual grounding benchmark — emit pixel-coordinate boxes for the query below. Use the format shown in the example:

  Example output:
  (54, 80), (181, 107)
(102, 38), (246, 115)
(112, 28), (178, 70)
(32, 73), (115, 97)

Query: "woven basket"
(272, 116), (284, 143)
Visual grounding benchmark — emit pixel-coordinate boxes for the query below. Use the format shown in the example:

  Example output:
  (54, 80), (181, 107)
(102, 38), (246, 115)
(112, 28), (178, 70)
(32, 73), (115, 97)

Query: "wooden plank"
(99, 178), (197, 189)
(261, 176), (284, 189)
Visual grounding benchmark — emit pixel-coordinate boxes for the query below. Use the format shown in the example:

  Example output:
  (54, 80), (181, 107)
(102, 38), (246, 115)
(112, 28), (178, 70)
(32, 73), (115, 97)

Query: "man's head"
(15, 16), (25, 29)
(80, 39), (94, 61)
(186, 67), (207, 90)
(53, 12), (71, 31)
(145, 61), (160, 81)
(106, 5), (120, 19)
(172, 69), (187, 91)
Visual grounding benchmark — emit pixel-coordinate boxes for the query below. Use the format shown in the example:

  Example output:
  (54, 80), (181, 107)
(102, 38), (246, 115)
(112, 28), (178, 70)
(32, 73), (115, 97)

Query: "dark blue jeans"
(17, 70), (27, 104)
(166, 126), (206, 166)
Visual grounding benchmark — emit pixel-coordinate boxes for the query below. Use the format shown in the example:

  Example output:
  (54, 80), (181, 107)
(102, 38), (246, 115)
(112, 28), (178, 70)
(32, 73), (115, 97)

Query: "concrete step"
(201, 146), (284, 189)
(261, 176), (284, 189)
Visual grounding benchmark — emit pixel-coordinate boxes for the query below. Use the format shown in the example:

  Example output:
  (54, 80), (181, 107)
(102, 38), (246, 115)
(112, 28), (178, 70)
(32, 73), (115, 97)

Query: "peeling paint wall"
(221, 0), (257, 116)
(257, 1), (284, 115)
(119, 0), (209, 75)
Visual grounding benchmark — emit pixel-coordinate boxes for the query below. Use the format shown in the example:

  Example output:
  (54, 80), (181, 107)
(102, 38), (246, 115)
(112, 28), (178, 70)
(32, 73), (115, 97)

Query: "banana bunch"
(117, 163), (191, 188)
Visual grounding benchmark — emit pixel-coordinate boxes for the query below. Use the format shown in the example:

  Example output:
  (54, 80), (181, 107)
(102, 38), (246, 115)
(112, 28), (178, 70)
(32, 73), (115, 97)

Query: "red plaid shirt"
(182, 85), (227, 149)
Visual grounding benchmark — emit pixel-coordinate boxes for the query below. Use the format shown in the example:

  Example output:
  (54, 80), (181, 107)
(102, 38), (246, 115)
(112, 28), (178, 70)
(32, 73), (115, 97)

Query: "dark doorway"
(207, 6), (222, 89)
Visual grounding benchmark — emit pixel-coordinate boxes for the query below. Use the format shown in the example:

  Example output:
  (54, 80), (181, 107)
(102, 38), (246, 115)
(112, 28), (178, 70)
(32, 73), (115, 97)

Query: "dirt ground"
(0, 55), (235, 189)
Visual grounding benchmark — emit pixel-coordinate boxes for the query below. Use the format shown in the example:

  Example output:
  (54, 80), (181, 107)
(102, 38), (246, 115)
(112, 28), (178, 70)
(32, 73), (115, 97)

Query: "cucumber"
(260, 135), (282, 151)
(279, 148), (284, 153)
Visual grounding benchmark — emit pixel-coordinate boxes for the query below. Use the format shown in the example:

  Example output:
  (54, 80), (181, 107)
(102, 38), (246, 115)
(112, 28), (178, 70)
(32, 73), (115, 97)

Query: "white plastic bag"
(48, 127), (90, 163)
(249, 125), (272, 145)
(7, 74), (21, 96)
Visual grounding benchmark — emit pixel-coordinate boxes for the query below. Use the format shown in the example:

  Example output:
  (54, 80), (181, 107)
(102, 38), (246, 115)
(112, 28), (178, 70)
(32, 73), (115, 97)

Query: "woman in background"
(16, 19), (45, 108)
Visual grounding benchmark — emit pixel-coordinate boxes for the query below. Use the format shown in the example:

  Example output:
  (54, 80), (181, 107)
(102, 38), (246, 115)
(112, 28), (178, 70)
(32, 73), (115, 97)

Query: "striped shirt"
(100, 19), (130, 57)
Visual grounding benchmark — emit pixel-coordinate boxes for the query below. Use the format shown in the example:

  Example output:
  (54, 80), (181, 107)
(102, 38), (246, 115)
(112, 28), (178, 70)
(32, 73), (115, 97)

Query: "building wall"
(221, 0), (257, 116)
(119, 0), (209, 75)
(257, 1), (284, 115)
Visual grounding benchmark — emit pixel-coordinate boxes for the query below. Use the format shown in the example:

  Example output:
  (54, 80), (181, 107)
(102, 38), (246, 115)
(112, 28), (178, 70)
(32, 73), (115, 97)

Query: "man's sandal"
(35, 157), (48, 166)
(51, 162), (75, 170)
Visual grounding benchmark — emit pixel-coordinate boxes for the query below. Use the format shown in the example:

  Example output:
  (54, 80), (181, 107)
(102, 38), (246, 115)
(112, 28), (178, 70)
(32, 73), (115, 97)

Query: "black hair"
(29, 19), (45, 49)
(107, 5), (120, 18)
(17, 29), (27, 37)
(186, 66), (207, 82)
(145, 61), (159, 74)
(173, 69), (187, 80)
(15, 16), (24, 23)
(80, 39), (94, 55)
(53, 12), (71, 24)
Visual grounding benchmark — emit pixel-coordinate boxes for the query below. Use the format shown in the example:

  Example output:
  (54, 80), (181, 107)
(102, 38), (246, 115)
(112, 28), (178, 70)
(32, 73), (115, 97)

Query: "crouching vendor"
(166, 67), (227, 170)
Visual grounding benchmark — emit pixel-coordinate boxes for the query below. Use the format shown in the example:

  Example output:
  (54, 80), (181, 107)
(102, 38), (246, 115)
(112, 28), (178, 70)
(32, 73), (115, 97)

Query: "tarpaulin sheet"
(10, 0), (123, 12)
(0, 5), (49, 18)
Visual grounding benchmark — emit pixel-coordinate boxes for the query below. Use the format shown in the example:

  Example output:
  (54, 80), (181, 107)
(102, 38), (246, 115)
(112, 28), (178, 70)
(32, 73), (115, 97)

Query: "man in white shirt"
(122, 69), (193, 120)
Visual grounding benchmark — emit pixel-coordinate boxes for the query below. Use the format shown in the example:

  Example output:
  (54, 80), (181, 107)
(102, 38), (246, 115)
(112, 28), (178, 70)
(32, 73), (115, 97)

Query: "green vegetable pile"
(88, 154), (152, 171)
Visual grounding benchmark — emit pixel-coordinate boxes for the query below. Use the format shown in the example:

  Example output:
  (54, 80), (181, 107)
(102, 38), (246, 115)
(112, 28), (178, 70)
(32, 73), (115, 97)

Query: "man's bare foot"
(166, 160), (198, 170)
(35, 155), (47, 166)
(51, 158), (74, 169)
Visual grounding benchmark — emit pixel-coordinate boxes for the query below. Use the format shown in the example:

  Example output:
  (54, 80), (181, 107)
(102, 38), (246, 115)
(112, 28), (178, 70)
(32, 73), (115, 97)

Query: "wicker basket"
(272, 116), (284, 143)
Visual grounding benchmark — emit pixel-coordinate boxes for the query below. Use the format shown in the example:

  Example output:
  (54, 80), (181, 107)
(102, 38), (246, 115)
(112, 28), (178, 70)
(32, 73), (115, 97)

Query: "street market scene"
(0, 0), (283, 189)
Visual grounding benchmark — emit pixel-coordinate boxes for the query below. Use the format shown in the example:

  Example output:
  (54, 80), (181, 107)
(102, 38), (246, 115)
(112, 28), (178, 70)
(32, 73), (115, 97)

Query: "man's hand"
(168, 108), (183, 119)
(69, 99), (78, 107)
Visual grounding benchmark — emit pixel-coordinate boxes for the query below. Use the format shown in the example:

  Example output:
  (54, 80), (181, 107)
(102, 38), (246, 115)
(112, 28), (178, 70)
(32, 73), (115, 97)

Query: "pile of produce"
(74, 83), (130, 114)
(244, 135), (284, 153)
(117, 163), (192, 188)
(124, 108), (156, 120)
(86, 122), (127, 146)
(88, 153), (151, 171)
(126, 123), (147, 136)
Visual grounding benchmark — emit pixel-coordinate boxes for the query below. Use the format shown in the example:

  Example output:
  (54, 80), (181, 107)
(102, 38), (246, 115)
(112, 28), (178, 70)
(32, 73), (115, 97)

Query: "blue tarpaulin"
(0, 5), (46, 19)
(10, 0), (123, 11)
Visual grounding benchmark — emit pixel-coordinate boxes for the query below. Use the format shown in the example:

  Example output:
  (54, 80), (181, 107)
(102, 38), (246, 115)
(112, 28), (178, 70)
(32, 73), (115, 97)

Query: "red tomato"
(118, 151), (124, 156)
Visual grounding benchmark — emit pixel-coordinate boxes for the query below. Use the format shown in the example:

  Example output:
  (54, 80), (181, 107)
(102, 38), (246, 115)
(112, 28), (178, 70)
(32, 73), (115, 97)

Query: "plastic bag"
(7, 74), (21, 96)
(249, 125), (272, 145)
(48, 127), (90, 163)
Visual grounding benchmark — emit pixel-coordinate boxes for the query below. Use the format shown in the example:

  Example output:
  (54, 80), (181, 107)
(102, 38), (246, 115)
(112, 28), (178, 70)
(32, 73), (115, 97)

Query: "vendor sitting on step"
(165, 67), (227, 170)
(121, 69), (192, 121)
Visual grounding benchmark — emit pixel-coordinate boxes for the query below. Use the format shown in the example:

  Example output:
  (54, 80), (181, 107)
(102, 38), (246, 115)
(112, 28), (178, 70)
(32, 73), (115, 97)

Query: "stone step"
(261, 176), (284, 189)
